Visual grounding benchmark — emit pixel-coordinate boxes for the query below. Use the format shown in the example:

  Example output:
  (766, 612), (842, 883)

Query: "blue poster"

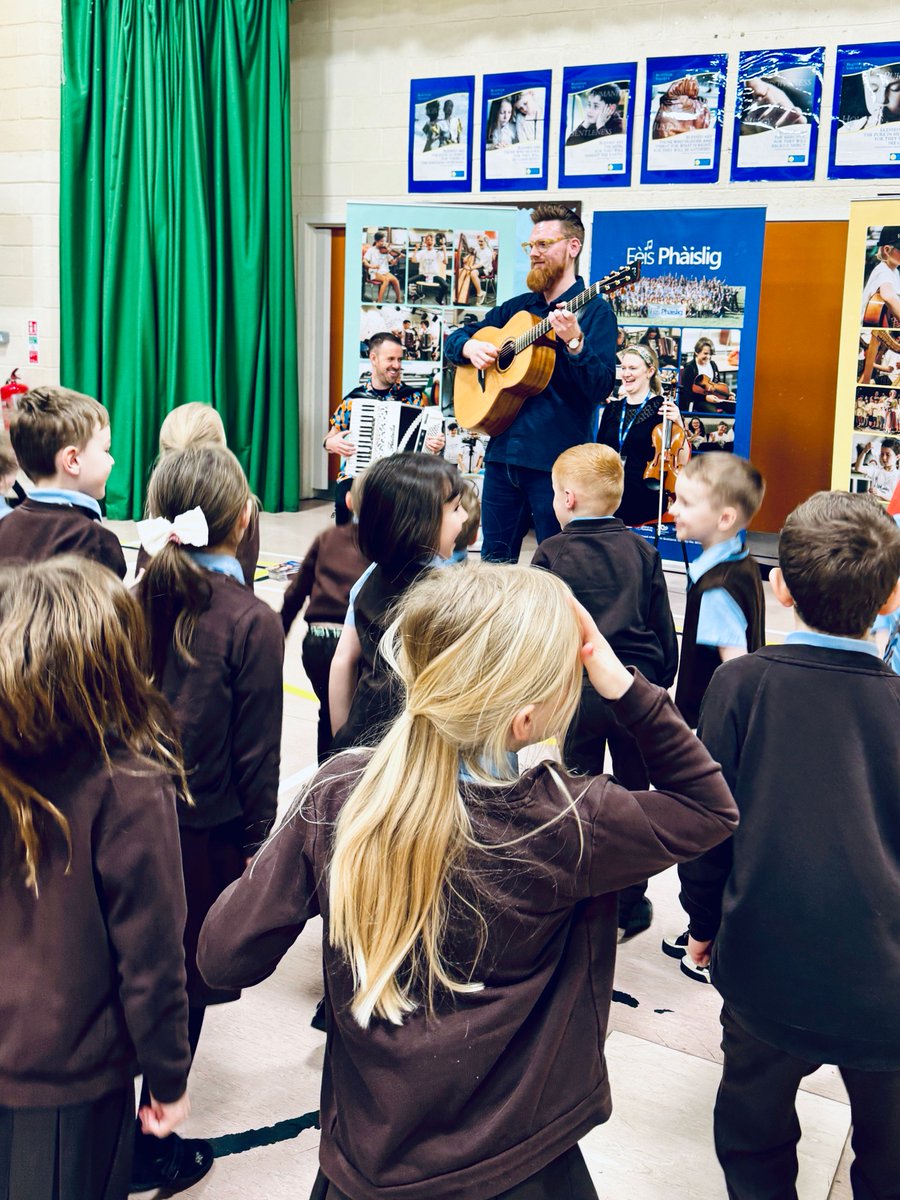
(481, 70), (551, 192)
(641, 54), (728, 185)
(591, 207), (766, 559)
(558, 62), (636, 188)
(408, 76), (474, 194)
(730, 48), (824, 183)
(828, 42), (900, 181)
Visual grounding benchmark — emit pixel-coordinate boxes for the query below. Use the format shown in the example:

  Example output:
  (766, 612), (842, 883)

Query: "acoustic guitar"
(453, 263), (641, 437)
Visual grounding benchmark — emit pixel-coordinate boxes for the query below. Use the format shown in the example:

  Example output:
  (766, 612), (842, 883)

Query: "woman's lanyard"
(618, 395), (651, 451)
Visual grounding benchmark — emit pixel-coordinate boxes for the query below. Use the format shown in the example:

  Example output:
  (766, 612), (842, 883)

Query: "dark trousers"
(302, 629), (341, 762)
(311, 1143), (598, 1200)
(565, 684), (650, 923)
(715, 1004), (900, 1200)
(481, 462), (560, 562)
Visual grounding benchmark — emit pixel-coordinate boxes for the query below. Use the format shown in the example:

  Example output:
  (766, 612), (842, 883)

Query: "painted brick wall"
(0, 4), (61, 390)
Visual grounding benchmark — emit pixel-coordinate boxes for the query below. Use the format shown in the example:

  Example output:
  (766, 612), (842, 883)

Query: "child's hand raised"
(570, 598), (634, 701)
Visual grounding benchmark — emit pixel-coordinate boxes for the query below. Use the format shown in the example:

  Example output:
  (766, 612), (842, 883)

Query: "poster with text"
(481, 70), (551, 191)
(730, 47), (824, 182)
(592, 207), (765, 560)
(641, 54), (727, 185)
(558, 63), (636, 188)
(408, 76), (474, 193)
(831, 200), (900, 498)
(828, 43), (900, 180)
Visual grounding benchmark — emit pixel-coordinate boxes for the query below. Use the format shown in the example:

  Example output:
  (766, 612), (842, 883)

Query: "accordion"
(346, 399), (445, 477)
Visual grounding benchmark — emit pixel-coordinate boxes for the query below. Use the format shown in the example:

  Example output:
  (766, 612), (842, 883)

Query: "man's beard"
(527, 258), (565, 294)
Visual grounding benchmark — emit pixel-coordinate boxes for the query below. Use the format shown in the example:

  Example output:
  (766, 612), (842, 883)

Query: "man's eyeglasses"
(520, 236), (569, 254)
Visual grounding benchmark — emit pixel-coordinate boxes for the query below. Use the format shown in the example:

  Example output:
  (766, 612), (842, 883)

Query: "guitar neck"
(513, 280), (607, 354)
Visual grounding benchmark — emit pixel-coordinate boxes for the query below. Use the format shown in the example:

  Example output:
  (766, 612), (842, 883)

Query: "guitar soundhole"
(497, 341), (516, 372)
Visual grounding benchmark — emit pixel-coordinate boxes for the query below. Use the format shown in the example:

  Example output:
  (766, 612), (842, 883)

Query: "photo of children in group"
(612, 271), (744, 327)
(359, 307), (442, 364)
(855, 386), (900, 433)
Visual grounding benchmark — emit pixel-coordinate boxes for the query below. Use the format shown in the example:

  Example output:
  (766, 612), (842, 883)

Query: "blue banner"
(591, 207), (766, 559)
(408, 76), (474, 194)
(558, 62), (637, 189)
(641, 54), (728, 185)
(730, 48), (824, 183)
(828, 42), (900, 181)
(481, 70), (551, 192)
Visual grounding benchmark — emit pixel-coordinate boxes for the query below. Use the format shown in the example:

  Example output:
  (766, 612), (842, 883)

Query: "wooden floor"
(109, 507), (855, 1200)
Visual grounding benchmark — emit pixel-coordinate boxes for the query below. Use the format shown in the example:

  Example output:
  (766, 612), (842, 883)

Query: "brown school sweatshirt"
(198, 672), (737, 1200)
(0, 497), (127, 578)
(0, 747), (191, 1108)
(159, 570), (284, 852)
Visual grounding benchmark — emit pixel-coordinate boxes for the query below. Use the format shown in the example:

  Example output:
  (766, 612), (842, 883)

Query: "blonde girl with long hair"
(135, 402), (260, 586)
(131, 445), (283, 1192)
(0, 558), (196, 1200)
(200, 564), (737, 1200)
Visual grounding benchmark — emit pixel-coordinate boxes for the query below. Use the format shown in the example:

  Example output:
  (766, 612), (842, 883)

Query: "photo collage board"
(346, 203), (522, 478)
(832, 200), (900, 509)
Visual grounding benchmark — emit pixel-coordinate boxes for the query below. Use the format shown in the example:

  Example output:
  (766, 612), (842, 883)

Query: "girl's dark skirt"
(0, 1087), (133, 1200)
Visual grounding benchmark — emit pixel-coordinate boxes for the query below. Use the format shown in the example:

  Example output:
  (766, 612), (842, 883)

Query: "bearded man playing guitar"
(444, 204), (617, 561)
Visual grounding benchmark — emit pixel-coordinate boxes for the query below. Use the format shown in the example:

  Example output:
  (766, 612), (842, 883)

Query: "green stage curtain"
(60, 0), (299, 520)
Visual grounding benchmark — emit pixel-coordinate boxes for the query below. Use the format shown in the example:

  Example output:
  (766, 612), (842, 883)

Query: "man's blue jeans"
(480, 461), (560, 562)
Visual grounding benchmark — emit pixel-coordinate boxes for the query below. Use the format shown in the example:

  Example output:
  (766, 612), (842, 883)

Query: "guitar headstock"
(594, 261), (642, 294)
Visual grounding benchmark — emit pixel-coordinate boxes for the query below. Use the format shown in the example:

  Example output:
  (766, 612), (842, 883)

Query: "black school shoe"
(661, 929), (690, 958)
(131, 1128), (214, 1195)
(617, 896), (654, 942)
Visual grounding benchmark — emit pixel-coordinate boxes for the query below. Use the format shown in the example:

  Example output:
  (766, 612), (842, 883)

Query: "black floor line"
(209, 1110), (321, 1158)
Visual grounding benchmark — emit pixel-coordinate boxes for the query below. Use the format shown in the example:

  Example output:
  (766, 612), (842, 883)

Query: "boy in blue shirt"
(662, 453), (765, 979)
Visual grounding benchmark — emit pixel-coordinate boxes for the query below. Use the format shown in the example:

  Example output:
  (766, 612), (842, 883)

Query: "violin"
(643, 414), (687, 497)
(692, 378), (731, 401)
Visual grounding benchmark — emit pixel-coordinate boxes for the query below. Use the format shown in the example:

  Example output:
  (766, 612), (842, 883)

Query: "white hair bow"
(137, 507), (209, 557)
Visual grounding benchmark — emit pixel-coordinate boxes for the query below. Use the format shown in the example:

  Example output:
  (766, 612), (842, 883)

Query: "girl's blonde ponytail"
(328, 563), (584, 1027)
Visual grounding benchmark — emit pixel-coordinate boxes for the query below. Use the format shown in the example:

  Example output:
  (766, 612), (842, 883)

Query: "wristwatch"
(567, 335), (583, 352)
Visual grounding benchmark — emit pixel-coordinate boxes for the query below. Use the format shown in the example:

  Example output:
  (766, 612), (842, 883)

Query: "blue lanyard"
(618, 397), (651, 450)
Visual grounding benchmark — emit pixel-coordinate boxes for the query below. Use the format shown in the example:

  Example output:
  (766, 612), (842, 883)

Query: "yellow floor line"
(284, 682), (318, 703)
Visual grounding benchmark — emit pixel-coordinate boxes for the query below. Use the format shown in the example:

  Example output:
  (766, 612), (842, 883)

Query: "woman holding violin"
(597, 344), (686, 526)
(679, 336), (735, 413)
